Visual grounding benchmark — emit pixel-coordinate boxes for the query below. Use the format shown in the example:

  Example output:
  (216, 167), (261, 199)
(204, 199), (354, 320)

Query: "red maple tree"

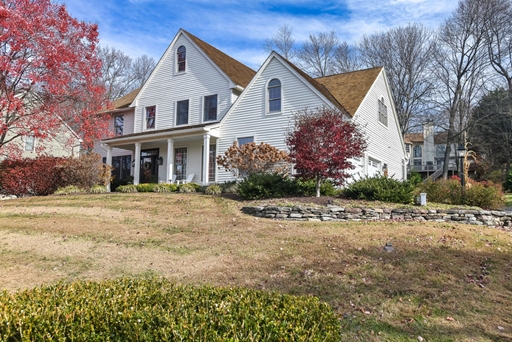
(286, 107), (367, 197)
(0, 0), (108, 159)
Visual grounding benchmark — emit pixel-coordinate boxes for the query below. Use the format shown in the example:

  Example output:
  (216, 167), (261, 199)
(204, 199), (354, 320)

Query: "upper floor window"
(145, 106), (156, 129)
(436, 144), (446, 158)
(204, 94), (217, 122)
(378, 97), (388, 126)
(237, 136), (254, 146)
(413, 145), (422, 158)
(25, 135), (35, 152)
(268, 79), (281, 112)
(177, 100), (189, 125)
(177, 45), (186, 72)
(114, 115), (124, 136)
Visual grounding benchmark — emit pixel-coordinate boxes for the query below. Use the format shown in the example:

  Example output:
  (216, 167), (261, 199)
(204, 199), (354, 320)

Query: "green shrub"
(295, 178), (338, 196)
(136, 183), (156, 192)
(415, 178), (504, 209)
(116, 184), (138, 193)
(178, 183), (197, 193)
(89, 185), (107, 194)
(220, 180), (238, 193)
(54, 185), (85, 195)
(0, 278), (341, 341)
(464, 181), (504, 209)
(205, 184), (222, 195)
(504, 169), (512, 192)
(237, 172), (299, 199)
(153, 183), (177, 193)
(415, 178), (462, 205)
(343, 174), (415, 204)
(111, 176), (134, 192)
(407, 170), (423, 186)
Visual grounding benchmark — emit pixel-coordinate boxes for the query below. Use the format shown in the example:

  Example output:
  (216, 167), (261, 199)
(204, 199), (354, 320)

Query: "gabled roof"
(112, 88), (140, 109)
(183, 30), (256, 88)
(404, 131), (449, 145)
(315, 67), (383, 117)
(276, 53), (348, 114)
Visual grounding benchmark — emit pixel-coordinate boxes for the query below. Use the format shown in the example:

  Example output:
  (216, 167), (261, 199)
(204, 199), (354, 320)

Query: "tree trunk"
(316, 176), (321, 197)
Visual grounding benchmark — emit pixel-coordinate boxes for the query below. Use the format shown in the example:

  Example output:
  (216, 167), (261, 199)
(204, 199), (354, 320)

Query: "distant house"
(1, 120), (82, 160)
(404, 122), (459, 179)
(99, 29), (407, 187)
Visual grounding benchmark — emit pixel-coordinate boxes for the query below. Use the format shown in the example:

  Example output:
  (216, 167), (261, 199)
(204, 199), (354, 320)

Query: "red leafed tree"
(0, 0), (109, 159)
(286, 106), (367, 197)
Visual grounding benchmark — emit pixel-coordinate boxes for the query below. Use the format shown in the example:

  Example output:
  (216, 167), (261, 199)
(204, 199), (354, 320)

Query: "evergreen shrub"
(205, 184), (222, 195)
(136, 183), (156, 192)
(236, 173), (299, 199)
(153, 183), (177, 193)
(54, 185), (85, 195)
(0, 278), (341, 341)
(178, 183), (198, 193)
(343, 174), (415, 204)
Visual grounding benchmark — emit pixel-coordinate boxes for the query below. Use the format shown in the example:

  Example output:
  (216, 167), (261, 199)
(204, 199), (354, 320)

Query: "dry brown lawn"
(1, 192), (511, 341)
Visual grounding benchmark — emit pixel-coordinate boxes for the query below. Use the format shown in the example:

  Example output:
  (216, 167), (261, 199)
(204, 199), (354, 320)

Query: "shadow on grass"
(255, 238), (512, 341)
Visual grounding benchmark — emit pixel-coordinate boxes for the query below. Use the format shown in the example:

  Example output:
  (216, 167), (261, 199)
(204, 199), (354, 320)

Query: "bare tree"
(358, 23), (437, 135)
(297, 31), (339, 77)
(434, 0), (490, 179)
(332, 41), (361, 74)
(263, 24), (296, 61)
(98, 46), (156, 101)
(482, 0), (512, 92)
(132, 54), (156, 89)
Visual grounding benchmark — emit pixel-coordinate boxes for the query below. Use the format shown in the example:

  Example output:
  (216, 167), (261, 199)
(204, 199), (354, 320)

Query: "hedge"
(0, 278), (341, 341)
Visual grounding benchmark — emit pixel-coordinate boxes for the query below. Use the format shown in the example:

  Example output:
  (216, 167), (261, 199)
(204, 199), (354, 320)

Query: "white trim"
(175, 99), (190, 126)
(202, 93), (219, 123)
(143, 104), (157, 131)
(265, 78), (283, 115)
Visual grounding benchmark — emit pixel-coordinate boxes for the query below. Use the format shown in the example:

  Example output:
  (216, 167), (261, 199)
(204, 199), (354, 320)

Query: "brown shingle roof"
(404, 133), (423, 144)
(183, 30), (256, 88)
(112, 88), (140, 109)
(404, 131), (449, 145)
(276, 53), (348, 114)
(315, 67), (383, 116)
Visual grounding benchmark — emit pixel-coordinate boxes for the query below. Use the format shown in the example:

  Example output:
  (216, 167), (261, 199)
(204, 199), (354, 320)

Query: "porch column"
(166, 138), (174, 182)
(105, 144), (113, 192)
(134, 142), (141, 185)
(202, 133), (210, 186)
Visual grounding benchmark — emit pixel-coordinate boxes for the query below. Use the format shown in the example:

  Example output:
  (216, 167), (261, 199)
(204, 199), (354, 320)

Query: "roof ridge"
(272, 51), (350, 116)
(315, 66), (383, 80)
(181, 29), (256, 87)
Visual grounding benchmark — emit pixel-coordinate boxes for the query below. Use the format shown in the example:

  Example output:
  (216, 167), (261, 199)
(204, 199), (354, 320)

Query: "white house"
(404, 122), (459, 179)
(101, 29), (407, 186)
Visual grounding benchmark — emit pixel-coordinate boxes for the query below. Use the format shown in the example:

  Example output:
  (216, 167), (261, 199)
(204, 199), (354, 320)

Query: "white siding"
(351, 71), (405, 180)
(216, 57), (338, 182)
(133, 34), (233, 133)
(217, 57), (406, 183)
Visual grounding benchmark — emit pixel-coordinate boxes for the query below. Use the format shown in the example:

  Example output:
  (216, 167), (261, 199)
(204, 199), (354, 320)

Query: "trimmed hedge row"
(0, 278), (341, 341)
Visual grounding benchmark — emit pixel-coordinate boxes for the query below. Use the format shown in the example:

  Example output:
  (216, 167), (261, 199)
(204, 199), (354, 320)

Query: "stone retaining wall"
(241, 205), (512, 227)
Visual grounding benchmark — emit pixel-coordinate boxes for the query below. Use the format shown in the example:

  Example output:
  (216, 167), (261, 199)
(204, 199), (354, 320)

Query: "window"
(436, 144), (446, 158)
(146, 106), (156, 129)
(114, 115), (124, 136)
(268, 79), (281, 112)
(237, 136), (254, 146)
(413, 145), (422, 158)
(378, 97), (388, 126)
(25, 136), (35, 152)
(175, 147), (187, 180)
(176, 100), (189, 125)
(405, 144), (410, 154)
(413, 159), (422, 166)
(177, 45), (186, 72)
(111, 155), (131, 181)
(201, 144), (217, 182)
(204, 95), (217, 122)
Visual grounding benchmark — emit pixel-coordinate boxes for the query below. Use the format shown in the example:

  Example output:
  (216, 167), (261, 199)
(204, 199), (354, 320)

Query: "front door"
(140, 148), (159, 183)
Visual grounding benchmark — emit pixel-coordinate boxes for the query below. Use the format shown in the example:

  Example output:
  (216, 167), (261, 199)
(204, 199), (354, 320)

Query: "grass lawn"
(505, 193), (512, 208)
(0, 193), (511, 341)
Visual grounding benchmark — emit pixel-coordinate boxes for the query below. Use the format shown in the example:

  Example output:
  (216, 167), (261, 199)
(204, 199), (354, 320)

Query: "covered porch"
(102, 125), (220, 189)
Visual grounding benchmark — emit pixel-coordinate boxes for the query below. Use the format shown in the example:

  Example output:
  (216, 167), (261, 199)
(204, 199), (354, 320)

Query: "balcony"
(408, 161), (457, 173)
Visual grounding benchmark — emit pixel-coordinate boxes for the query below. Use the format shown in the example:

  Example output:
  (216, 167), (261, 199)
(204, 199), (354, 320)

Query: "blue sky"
(59, 0), (457, 70)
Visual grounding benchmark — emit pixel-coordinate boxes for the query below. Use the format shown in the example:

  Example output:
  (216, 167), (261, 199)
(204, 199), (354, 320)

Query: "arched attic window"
(268, 78), (281, 112)
(177, 45), (186, 72)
